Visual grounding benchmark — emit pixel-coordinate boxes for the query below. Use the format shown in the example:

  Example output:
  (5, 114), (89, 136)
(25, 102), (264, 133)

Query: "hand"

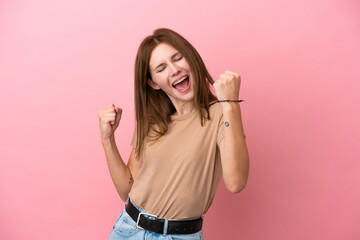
(213, 70), (241, 101)
(97, 104), (122, 140)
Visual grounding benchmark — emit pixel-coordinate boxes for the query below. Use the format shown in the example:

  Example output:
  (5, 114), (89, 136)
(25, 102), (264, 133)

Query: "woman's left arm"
(214, 70), (250, 193)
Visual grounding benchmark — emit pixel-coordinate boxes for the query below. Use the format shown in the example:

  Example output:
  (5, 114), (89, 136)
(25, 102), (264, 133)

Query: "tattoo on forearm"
(129, 173), (133, 184)
(224, 121), (246, 138)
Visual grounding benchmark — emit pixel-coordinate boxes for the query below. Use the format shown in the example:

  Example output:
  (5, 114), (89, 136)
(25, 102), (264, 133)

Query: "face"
(148, 43), (194, 109)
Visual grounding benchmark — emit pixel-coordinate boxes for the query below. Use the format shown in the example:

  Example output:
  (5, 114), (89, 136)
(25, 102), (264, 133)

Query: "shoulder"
(209, 102), (223, 118)
(206, 102), (223, 126)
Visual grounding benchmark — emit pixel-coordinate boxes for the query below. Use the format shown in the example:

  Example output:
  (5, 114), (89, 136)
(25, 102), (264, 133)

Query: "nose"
(169, 63), (181, 77)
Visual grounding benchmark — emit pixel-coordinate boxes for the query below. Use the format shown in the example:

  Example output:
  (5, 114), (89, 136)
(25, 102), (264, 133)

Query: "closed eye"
(157, 66), (165, 73)
(155, 63), (166, 73)
(174, 55), (183, 61)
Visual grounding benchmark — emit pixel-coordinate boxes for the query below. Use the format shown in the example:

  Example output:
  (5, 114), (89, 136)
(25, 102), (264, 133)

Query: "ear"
(147, 79), (161, 90)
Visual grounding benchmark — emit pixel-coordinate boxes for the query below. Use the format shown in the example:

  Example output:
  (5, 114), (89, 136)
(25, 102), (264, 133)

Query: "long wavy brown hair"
(134, 28), (217, 157)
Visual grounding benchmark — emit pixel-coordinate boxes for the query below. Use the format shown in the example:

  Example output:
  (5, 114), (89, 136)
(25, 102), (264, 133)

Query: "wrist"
(101, 135), (115, 145)
(220, 102), (241, 113)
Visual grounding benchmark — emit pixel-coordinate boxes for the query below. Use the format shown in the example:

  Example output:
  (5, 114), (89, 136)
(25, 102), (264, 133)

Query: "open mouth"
(172, 75), (190, 93)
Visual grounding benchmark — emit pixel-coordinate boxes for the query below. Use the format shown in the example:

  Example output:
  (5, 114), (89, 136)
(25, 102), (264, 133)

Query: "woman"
(98, 28), (249, 240)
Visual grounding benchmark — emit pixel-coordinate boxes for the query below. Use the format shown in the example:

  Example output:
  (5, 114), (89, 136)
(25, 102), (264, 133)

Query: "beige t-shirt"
(129, 103), (224, 219)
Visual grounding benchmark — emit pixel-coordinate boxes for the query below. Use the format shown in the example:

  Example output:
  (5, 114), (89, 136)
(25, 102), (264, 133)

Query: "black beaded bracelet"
(217, 100), (245, 103)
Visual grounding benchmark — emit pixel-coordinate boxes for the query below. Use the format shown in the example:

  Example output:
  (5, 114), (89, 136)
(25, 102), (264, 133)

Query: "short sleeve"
(217, 113), (225, 145)
(216, 103), (224, 145)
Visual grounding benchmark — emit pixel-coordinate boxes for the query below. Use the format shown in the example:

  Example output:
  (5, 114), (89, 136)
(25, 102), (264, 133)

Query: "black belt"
(125, 200), (203, 235)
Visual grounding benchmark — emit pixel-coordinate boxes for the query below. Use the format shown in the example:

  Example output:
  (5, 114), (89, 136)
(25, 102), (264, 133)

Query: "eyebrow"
(153, 52), (182, 72)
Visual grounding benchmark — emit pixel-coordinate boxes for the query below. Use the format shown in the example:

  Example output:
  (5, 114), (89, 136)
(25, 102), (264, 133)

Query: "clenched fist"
(97, 104), (122, 140)
(213, 70), (241, 101)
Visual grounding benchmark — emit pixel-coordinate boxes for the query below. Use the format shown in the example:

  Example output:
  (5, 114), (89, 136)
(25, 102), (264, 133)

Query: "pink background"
(1, 0), (359, 239)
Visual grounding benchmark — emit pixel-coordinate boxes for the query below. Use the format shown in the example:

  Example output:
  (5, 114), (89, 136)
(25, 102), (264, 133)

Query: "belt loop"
(162, 218), (169, 235)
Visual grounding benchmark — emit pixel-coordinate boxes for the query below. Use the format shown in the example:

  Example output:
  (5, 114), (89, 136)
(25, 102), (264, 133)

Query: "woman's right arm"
(98, 104), (142, 202)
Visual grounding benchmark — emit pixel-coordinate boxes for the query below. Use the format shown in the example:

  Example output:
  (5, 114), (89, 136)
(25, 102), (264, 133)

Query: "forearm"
(221, 103), (249, 193)
(101, 136), (132, 201)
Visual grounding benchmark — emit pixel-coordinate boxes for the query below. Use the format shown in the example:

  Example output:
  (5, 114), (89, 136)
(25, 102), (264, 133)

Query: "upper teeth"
(173, 76), (187, 85)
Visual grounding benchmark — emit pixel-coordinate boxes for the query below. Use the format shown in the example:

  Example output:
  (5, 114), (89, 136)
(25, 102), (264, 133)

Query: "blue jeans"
(108, 200), (204, 240)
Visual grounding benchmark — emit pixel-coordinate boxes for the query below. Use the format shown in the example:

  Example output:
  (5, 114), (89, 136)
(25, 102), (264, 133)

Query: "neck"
(173, 101), (195, 116)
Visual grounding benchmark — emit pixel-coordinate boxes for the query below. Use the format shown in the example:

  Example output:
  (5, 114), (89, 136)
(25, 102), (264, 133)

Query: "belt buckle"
(136, 212), (158, 230)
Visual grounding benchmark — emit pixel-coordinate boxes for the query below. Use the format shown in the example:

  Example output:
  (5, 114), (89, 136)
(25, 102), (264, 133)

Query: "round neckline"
(171, 108), (199, 121)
